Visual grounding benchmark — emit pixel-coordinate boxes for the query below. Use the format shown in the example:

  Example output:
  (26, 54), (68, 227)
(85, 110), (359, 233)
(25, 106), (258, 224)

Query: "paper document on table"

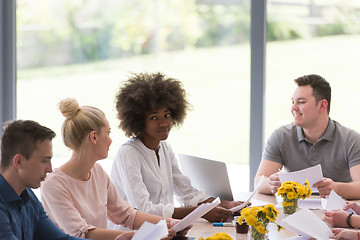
(281, 208), (333, 240)
(132, 219), (168, 240)
(171, 197), (221, 232)
(230, 175), (264, 213)
(298, 198), (323, 210)
(278, 164), (323, 192)
(325, 190), (356, 214)
(286, 237), (311, 240)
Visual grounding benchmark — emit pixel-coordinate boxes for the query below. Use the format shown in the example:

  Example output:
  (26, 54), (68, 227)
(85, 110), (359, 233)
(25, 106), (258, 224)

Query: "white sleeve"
(111, 145), (175, 218)
(166, 145), (209, 206)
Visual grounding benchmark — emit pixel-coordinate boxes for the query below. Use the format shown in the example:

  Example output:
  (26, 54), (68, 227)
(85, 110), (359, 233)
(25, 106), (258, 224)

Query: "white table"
(186, 193), (326, 239)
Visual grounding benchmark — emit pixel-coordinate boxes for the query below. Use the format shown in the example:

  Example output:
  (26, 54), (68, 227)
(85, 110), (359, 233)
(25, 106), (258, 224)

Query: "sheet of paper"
(281, 208), (333, 240)
(171, 197), (221, 232)
(285, 237), (311, 240)
(276, 198), (323, 210)
(230, 175), (264, 213)
(325, 190), (356, 214)
(132, 219), (168, 240)
(278, 164), (323, 192)
(298, 198), (323, 210)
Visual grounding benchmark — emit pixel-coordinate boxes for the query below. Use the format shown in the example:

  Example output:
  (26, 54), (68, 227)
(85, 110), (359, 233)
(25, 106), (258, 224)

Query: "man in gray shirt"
(255, 74), (360, 199)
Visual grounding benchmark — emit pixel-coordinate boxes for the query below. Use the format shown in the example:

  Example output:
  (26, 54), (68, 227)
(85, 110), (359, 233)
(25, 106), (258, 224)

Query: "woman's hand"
(219, 200), (239, 209)
(324, 210), (348, 227)
(344, 201), (360, 215)
(219, 200), (250, 210)
(202, 206), (232, 222)
(331, 228), (360, 239)
(164, 218), (192, 239)
(114, 231), (135, 240)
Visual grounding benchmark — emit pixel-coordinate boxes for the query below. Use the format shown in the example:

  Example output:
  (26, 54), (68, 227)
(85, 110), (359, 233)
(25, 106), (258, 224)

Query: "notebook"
(177, 153), (234, 201)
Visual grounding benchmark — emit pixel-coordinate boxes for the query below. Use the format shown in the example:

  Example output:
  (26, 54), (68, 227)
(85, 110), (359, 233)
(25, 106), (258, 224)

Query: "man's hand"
(268, 173), (281, 194)
(313, 178), (335, 198)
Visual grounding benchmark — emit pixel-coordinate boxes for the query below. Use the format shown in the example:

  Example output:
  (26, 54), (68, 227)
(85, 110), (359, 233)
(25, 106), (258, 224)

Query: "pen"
(213, 222), (235, 227)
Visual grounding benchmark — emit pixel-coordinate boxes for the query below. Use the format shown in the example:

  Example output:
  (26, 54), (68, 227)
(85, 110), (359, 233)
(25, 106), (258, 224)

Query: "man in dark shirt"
(0, 120), (87, 240)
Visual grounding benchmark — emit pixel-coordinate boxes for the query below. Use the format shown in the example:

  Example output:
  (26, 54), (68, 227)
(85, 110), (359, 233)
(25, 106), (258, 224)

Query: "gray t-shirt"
(262, 119), (360, 182)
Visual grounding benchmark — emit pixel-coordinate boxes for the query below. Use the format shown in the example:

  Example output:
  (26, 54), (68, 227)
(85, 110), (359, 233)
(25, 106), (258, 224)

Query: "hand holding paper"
(131, 219), (168, 240)
(278, 164), (323, 192)
(325, 190), (356, 214)
(281, 208), (333, 240)
(230, 175), (264, 213)
(171, 197), (221, 232)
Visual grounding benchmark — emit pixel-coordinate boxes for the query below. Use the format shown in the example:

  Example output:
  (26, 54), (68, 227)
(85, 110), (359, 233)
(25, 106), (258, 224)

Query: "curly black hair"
(115, 72), (191, 138)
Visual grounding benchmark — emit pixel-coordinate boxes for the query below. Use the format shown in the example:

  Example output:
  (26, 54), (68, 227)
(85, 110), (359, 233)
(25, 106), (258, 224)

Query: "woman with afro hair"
(108, 72), (243, 231)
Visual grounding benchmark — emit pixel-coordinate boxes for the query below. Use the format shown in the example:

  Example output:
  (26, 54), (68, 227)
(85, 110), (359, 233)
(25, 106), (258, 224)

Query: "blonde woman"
(41, 98), (189, 240)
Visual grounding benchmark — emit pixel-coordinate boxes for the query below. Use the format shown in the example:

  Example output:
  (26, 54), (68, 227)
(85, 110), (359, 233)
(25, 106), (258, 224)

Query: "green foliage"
(195, 4), (250, 47)
(16, 0), (360, 68)
(267, 18), (309, 41)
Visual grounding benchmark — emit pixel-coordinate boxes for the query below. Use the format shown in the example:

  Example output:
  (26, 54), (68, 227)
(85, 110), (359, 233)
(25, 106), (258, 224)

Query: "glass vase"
(249, 226), (267, 240)
(283, 197), (299, 214)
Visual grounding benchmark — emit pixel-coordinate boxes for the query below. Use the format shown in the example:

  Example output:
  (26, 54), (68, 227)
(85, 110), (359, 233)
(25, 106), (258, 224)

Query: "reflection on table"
(186, 192), (326, 239)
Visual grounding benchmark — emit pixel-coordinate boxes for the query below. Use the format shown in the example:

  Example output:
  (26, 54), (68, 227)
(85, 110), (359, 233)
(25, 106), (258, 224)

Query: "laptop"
(177, 153), (234, 201)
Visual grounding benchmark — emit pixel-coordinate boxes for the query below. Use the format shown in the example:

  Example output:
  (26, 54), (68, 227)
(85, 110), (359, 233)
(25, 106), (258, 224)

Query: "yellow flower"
(240, 204), (283, 235)
(287, 192), (298, 200)
(278, 180), (312, 201)
(240, 207), (252, 218)
(263, 204), (274, 213)
(251, 206), (261, 212)
(237, 216), (244, 225)
(305, 179), (312, 196)
(282, 201), (294, 207)
(245, 215), (257, 226)
(256, 225), (268, 234)
(203, 232), (233, 240)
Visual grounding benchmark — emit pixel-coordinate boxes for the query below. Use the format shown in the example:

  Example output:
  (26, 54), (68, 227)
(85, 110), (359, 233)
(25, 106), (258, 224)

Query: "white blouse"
(110, 138), (209, 218)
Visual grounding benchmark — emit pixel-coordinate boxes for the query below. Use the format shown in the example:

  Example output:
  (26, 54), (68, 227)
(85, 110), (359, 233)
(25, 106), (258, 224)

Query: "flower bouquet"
(238, 204), (283, 240)
(277, 179), (312, 214)
(199, 232), (233, 240)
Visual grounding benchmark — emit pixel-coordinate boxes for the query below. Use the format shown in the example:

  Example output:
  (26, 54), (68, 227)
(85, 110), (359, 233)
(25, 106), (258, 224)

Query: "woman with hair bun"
(41, 98), (189, 240)
(109, 72), (244, 231)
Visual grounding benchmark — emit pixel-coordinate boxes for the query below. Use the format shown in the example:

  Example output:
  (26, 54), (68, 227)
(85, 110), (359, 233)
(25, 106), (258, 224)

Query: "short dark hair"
(294, 74), (331, 114)
(115, 72), (190, 137)
(1, 120), (56, 171)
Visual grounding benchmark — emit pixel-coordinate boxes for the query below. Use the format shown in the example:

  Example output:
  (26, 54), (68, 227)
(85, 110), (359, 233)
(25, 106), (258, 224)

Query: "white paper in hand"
(281, 208), (333, 240)
(325, 190), (356, 214)
(230, 175), (264, 213)
(171, 197), (221, 232)
(278, 164), (323, 192)
(132, 219), (168, 240)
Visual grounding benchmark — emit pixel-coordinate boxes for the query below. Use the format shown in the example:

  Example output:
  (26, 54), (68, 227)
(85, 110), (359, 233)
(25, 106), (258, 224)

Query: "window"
(16, 0), (251, 190)
(266, 0), (360, 140)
